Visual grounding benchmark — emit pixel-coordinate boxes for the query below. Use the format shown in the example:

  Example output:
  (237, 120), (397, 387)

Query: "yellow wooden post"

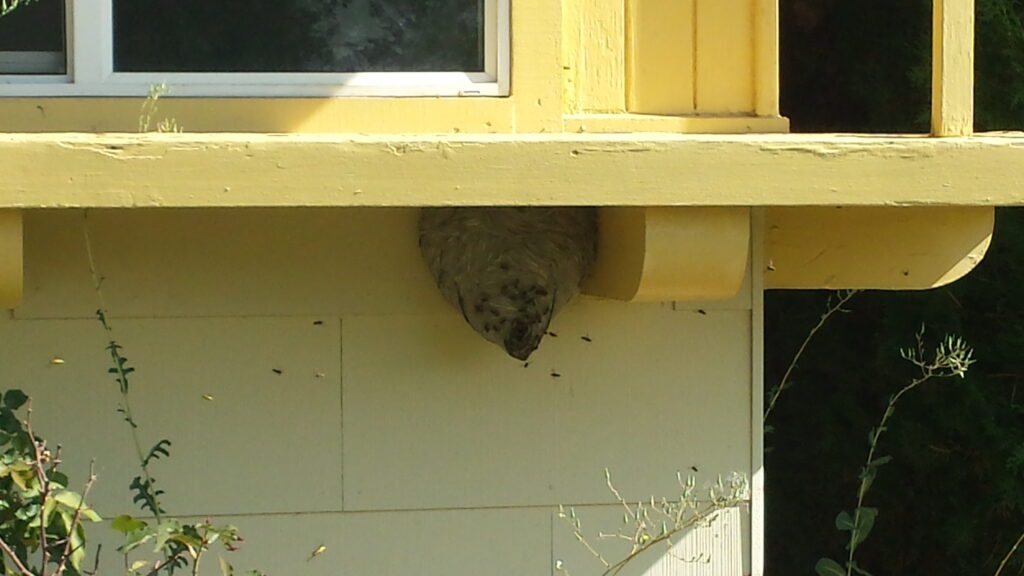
(931, 0), (975, 136)
(0, 210), (22, 308)
(562, 0), (626, 114)
(753, 0), (780, 117)
(625, 0), (695, 114)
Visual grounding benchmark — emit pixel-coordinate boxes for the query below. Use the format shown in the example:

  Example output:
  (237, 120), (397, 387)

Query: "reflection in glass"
(114, 0), (485, 73)
(0, 0), (66, 74)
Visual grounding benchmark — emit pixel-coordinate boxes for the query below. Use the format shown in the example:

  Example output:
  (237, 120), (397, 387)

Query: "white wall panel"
(343, 299), (751, 511)
(0, 316), (343, 517)
(84, 508), (552, 576)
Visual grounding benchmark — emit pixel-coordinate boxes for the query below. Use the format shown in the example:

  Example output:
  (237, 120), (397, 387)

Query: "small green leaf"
(870, 456), (893, 468)
(835, 510), (855, 531)
(112, 514), (147, 533)
(119, 528), (153, 553)
(52, 489), (85, 510)
(852, 507), (879, 546)
(2, 390), (28, 411)
(860, 467), (878, 493)
(49, 470), (69, 489)
(219, 557), (234, 576)
(815, 558), (846, 576)
(69, 524), (86, 569)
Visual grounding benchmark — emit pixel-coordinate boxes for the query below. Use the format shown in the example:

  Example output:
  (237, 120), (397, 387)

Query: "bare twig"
(994, 529), (1024, 576)
(559, 472), (747, 576)
(25, 401), (51, 576)
(53, 462), (98, 576)
(0, 535), (36, 576)
(764, 290), (859, 422)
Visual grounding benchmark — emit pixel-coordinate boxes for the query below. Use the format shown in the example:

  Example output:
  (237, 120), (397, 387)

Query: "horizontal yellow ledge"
(2, 132), (1023, 208)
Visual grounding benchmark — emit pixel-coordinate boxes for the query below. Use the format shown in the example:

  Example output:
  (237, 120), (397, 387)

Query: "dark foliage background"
(769, 1), (1024, 574)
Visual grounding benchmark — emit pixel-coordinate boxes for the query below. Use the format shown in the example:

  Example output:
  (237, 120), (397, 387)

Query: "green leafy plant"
(816, 330), (975, 576)
(556, 470), (748, 576)
(82, 214), (259, 576)
(0, 0), (36, 18)
(0, 390), (101, 576)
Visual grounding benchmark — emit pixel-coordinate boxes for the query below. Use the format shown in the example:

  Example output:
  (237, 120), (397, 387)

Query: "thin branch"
(764, 290), (859, 422)
(994, 529), (1024, 576)
(53, 461), (98, 576)
(25, 401), (51, 576)
(0, 535), (35, 576)
(82, 211), (165, 522)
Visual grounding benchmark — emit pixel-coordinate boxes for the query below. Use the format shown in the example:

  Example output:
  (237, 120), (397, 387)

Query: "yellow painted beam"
(562, 0), (626, 114)
(931, 0), (975, 136)
(625, 0), (695, 114)
(765, 206), (992, 289)
(582, 207), (750, 301)
(0, 210), (22, 308)
(2, 132), (1024, 208)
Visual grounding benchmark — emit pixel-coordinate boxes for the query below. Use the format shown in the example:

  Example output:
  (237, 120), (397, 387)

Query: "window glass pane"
(113, 0), (485, 73)
(0, 0), (66, 74)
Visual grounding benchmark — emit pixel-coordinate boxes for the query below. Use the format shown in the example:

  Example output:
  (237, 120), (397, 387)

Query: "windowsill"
(0, 72), (505, 97)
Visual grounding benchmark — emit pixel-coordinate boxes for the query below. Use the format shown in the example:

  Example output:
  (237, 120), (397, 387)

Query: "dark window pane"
(113, 0), (485, 73)
(0, 0), (66, 74)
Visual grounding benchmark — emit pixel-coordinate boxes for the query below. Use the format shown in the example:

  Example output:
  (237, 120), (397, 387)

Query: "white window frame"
(0, 0), (510, 97)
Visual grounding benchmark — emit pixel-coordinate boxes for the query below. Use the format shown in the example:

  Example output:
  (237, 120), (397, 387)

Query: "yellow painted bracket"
(582, 207), (750, 301)
(0, 210), (22, 308)
(765, 207), (992, 289)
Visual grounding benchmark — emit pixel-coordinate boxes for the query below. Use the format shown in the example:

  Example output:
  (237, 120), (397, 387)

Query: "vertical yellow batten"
(753, 0), (780, 117)
(931, 0), (975, 136)
(562, 0), (626, 114)
(508, 0), (564, 132)
(625, 0), (696, 114)
(0, 210), (22, 308)
(696, 0), (755, 114)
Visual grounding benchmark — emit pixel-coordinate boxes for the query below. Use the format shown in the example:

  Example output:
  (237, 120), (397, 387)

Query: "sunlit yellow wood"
(625, 0), (695, 114)
(564, 113), (789, 133)
(765, 207), (992, 289)
(931, 0), (975, 136)
(2, 132), (1022, 208)
(512, 0), (564, 131)
(0, 98), (519, 133)
(582, 207), (750, 301)
(696, 0), (754, 113)
(562, 0), (626, 114)
(0, 210), (22, 308)
(754, 0), (780, 117)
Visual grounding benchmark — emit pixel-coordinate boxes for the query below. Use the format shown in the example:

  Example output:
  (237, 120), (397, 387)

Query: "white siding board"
(0, 316), (343, 517)
(343, 299), (751, 511)
(85, 508), (552, 576)
(552, 505), (745, 576)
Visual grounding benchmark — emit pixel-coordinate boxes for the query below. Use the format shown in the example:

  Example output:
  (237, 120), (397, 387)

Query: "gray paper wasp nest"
(419, 207), (598, 360)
